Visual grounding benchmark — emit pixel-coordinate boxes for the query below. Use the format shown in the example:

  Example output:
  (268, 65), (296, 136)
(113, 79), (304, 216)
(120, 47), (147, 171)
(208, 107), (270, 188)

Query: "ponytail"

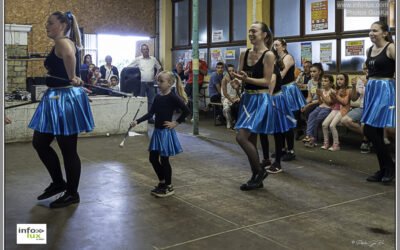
(159, 71), (188, 104)
(51, 11), (82, 49)
(253, 21), (273, 50)
(311, 62), (324, 88)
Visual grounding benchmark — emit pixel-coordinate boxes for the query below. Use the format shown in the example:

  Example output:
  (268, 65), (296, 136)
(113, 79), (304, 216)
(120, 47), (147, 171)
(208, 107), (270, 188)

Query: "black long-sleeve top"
(136, 92), (190, 129)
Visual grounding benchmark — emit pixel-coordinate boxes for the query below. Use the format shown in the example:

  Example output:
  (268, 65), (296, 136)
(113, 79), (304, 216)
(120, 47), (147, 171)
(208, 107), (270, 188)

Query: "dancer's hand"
(71, 76), (84, 87)
(232, 71), (248, 81)
(164, 121), (178, 129)
(130, 121), (137, 127)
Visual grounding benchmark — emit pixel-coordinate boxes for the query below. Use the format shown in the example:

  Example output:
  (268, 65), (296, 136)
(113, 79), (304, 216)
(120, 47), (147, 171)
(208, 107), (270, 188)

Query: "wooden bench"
(209, 101), (223, 126)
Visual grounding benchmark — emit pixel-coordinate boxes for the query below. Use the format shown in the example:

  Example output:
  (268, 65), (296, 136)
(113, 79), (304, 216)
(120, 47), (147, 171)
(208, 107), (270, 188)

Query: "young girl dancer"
(273, 39), (307, 161)
(29, 11), (94, 208)
(362, 21), (395, 183)
(304, 75), (335, 147)
(321, 73), (351, 151)
(130, 71), (190, 197)
(232, 22), (275, 191)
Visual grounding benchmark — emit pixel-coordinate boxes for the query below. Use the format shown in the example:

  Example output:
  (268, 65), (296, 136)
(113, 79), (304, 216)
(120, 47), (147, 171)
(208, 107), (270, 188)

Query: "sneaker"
(151, 183), (166, 195)
(366, 170), (384, 182)
(304, 140), (317, 148)
(302, 136), (311, 143)
(282, 151), (296, 161)
(37, 182), (67, 200)
(328, 144), (340, 151)
(360, 142), (370, 154)
(267, 162), (282, 174)
(321, 142), (329, 150)
(153, 185), (175, 197)
(260, 159), (272, 168)
(49, 192), (80, 208)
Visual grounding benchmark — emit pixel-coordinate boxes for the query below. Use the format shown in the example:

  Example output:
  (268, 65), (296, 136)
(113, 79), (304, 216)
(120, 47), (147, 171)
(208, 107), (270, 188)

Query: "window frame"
(172, 0), (247, 67)
(271, 0), (395, 74)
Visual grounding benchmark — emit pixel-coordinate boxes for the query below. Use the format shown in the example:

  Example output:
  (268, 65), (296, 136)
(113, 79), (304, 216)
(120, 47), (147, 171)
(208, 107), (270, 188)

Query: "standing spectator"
(100, 55), (119, 83)
(127, 44), (162, 123)
(80, 54), (92, 70)
(341, 63), (370, 153)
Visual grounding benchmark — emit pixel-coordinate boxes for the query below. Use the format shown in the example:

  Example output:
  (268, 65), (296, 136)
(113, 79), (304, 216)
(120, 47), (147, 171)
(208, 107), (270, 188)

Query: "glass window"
(274, 0), (300, 37)
(233, 0), (247, 41)
(341, 37), (373, 71)
(342, 0), (379, 31)
(211, 0), (230, 42)
(198, 0), (208, 44)
(287, 39), (337, 71)
(84, 34), (98, 65)
(305, 0), (335, 35)
(209, 46), (246, 70)
(174, 0), (189, 46)
(172, 49), (208, 70)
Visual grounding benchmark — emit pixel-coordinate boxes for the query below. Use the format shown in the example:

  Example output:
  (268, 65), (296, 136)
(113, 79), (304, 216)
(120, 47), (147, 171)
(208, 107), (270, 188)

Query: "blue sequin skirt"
(235, 91), (275, 134)
(281, 81), (307, 111)
(148, 128), (183, 157)
(29, 87), (95, 135)
(361, 78), (395, 128)
(271, 92), (297, 133)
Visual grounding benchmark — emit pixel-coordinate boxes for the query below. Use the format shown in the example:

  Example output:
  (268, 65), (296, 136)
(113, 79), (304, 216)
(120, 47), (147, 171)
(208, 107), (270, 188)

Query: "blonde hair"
(158, 71), (188, 104)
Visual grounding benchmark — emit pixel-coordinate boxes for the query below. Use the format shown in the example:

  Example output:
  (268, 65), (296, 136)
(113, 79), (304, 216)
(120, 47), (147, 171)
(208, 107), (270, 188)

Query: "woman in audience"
(80, 54), (92, 70)
(100, 55), (119, 83)
(362, 21), (395, 183)
(321, 73), (350, 151)
(304, 75), (335, 147)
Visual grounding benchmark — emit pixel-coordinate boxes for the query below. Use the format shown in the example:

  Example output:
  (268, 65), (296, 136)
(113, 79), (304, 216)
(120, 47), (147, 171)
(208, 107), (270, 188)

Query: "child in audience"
(304, 75), (335, 147)
(321, 73), (351, 151)
(108, 75), (120, 95)
(221, 64), (241, 129)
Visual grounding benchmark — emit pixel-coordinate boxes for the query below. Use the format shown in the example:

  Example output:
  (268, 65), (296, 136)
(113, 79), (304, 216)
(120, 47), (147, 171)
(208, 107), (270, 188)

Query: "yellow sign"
(311, 1), (328, 31)
(192, 59), (199, 70)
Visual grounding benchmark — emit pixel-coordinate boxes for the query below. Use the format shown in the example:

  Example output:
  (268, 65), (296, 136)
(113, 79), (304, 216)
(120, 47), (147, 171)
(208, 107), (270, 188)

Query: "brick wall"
(6, 45), (28, 92)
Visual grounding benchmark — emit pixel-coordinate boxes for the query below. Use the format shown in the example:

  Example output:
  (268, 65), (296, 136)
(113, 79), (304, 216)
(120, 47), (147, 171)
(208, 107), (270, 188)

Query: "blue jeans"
(140, 82), (156, 113)
(306, 107), (331, 139)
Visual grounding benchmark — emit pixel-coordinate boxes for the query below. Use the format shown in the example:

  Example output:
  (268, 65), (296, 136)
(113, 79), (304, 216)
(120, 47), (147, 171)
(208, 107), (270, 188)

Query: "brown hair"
(253, 21), (273, 50)
(51, 11), (82, 49)
(372, 21), (394, 43)
(311, 63), (324, 88)
(336, 73), (349, 90)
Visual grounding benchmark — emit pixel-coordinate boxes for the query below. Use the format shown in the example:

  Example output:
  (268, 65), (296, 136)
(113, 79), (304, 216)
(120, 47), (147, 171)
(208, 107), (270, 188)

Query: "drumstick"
(119, 101), (145, 148)
(5, 96), (59, 109)
(243, 105), (251, 119)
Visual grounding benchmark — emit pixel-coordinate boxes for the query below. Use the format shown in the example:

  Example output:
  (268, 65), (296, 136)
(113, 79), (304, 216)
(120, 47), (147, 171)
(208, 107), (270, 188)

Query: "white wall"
(5, 96), (148, 143)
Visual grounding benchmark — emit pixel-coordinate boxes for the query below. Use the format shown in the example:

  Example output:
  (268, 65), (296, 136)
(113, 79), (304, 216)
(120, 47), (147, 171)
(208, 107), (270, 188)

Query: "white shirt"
(356, 77), (366, 108)
(127, 56), (162, 82)
(104, 66), (113, 81)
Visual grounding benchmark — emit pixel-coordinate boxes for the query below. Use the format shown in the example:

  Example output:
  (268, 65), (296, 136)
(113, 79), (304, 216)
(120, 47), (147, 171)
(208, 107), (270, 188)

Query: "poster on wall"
(199, 51), (206, 61)
(212, 30), (223, 42)
(320, 42), (332, 64)
(224, 50), (235, 60)
(345, 40), (364, 56)
(301, 42), (312, 66)
(311, 1), (328, 31)
(211, 48), (223, 68)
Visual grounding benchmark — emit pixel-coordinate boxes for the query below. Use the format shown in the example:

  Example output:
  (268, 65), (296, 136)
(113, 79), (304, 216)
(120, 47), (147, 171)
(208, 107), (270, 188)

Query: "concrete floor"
(5, 114), (395, 250)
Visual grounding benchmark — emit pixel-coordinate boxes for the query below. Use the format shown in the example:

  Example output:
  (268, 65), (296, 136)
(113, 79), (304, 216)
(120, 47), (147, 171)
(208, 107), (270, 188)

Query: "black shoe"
(260, 159), (272, 168)
(382, 168), (395, 184)
(37, 182), (67, 200)
(151, 183), (166, 195)
(49, 192), (80, 208)
(240, 170), (267, 191)
(153, 185), (175, 197)
(267, 162), (282, 174)
(295, 130), (304, 140)
(282, 151), (296, 161)
(366, 170), (384, 182)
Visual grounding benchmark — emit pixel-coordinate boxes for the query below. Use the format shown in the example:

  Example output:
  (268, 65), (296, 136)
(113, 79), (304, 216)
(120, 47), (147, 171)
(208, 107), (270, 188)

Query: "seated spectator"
(301, 63), (324, 121)
(304, 75), (335, 147)
(209, 61), (224, 103)
(321, 73), (351, 151)
(86, 63), (96, 85)
(184, 57), (208, 113)
(173, 62), (187, 83)
(81, 54), (92, 70)
(221, 64), (241, 129)
(108, 75), (120, 95)
(100, 55), (119, 83)
(296, 61), (312, 97)
(340, 63), (370, 153)
(90, 67), (108, 95)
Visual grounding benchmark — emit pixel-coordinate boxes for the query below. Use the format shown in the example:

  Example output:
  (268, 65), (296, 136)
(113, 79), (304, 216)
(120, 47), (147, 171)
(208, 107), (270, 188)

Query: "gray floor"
(5, 116), (395, 250)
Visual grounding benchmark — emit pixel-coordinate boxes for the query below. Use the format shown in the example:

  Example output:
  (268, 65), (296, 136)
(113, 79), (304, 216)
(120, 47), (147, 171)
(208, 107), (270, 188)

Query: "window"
(211, 0), (230, 42)
(341, 37), (373, 71)
(233, 0), (247, 41)
(274, 0), (300, 37)
(84, 34), (98, 65)
(342, 0), (380, 31)
(174, 0), (189, 46)
(199, 0), (208, 43)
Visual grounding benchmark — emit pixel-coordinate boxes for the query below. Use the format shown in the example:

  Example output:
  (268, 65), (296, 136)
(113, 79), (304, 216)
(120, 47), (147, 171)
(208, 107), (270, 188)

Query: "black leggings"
(32, 131), (81, 194)
(259, 134), (269, 160)
(363, 125), (394, 172)
(273, 133), (285, 164)
(149, 151), (172, 185)
(284, 129), (294, 151)
(236, 130), (261, 173)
